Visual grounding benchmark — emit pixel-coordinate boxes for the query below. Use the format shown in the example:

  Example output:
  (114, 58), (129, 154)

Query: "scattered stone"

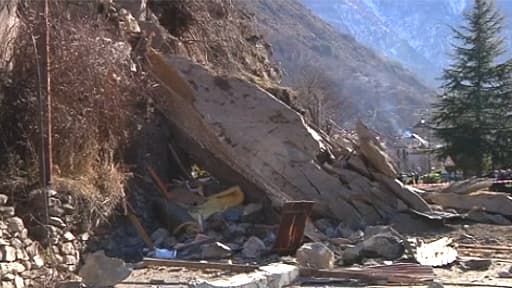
(62, 255), (78, 265)
(151, 228), (170, 247)
(2, 281), (15, 288)
(10, 238), (23, 249)
(360, 233), (404, 260)
(49, 206), (65, 217)
(14, 275), (24, 288)
(296, 242), (334, 269)
(6, 217), (24, 234)
(342, 245), (363, 264)
(0, 262), (26, 274)
(80, 233), (90, 241)
(49, 217), (66, 228)
(15, 248), (29, 261)
(0, 238), (9, 245)
(459, 259), (492, 271)
(62, 231), (76, 241)
(25, 242), (40, 257)
(242, 236), (266, 259)
(22, 261), (31, 271)
(31, 255), (44, 269)
(0, 194), (8, 205)
(201, 242), (232, 259)
(0, 206), (15, 217)
(2, 274), (15, 280)
(79, 250), (132, 287)
(60, 242), (75, 255)
(465, 210), (512, 225)
(19, 228), (28, 240)
(1, 246), (17, 262)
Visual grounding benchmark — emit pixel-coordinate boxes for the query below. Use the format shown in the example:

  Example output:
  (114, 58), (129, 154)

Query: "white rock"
(31, 255), (44, 269)
(0, 262), (26, 274)
(62, 232), (75, 241)
(0, 194), (8, 205)
(296, 242), (334, 269)
(15, 248), (29, 261)
(1, 246), (16, 262)
(79, 250), (132, 287)
(14, 275), (24, 288)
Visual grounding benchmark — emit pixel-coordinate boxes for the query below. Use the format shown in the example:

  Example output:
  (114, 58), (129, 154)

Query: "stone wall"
(1, 191), (85, 288)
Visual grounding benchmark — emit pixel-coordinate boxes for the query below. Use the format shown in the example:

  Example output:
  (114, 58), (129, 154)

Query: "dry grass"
(0, 1), (153, 228)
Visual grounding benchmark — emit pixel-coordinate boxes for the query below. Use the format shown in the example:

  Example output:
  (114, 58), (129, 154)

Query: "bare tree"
(292, 64), (355, 133)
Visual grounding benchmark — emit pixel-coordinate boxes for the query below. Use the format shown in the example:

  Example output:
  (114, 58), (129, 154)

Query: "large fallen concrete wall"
(144, 48), (430, 227)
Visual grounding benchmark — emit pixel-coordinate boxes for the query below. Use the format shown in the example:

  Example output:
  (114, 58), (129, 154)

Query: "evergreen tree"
(432, 0), (512, 176)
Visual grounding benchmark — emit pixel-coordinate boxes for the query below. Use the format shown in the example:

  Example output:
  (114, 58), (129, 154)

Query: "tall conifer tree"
(432, 0), (512, 176)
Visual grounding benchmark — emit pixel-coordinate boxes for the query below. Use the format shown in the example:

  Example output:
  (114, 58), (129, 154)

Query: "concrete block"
(194, 263), (298, 288)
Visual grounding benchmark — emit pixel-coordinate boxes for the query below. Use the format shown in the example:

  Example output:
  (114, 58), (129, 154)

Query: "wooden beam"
(143, 258), (259, 273)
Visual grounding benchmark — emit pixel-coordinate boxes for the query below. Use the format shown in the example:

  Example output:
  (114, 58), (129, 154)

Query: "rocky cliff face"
(302, 0), (512, 85)
(241, 0), (433, 135)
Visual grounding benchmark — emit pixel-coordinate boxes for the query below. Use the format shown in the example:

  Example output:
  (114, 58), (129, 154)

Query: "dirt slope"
(240, 0), (433, 134)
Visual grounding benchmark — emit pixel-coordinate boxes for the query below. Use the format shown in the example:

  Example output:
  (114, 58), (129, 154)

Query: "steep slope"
(303, 0), (512, 84)
(241, 0), (433, 135)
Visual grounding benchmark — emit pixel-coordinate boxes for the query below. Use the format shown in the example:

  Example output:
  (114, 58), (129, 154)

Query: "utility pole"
(36, 0), (52, 188)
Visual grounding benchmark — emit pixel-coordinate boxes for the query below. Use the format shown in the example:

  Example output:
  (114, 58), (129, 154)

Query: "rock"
(79, 250), (132, 287)
(0, 206), (14, 217)
(424, 191), (512, 216)
(2, 274), (15, 280)
(2, 281), (15, 288)
(0, 194), (8, 205)
(62, 204), (75, 213)
(80, 233), (90, 241)
(0, 262), (26, 273)
(10, 238), (23, 249)
(360, 233), (404, 260)
(6, 217), (24, 233)
(342, 245), (363, 264)
(31, 255), (44, 268)
(200, 242), (232, 259)
(151, 228), (170, 247)
(223, 207), (243, 222)
(242, 236), (266, 259)
(62, 231), (76, 241)
(356, 120), (398, 178)
(49, 217), (66, 228)
(465, 210), (512, 225)
(62, 255), (78, 265)
(60, 242), (75, 255)
(25, 242), (40, 257)
(296, 242), (334, 269)
(459, 259), (492, 271)
(1, 246), (16, 262)
(19, 228), (27, 240)
(15, 248), (29, 261)
(14, 276), (23, 288)
(49, 206), (65, 217)
(21, 261), (30, 271)
(0, 238), (8, 245)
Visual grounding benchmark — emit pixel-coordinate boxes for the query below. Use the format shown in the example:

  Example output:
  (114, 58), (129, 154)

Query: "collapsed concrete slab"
(424, 191), (512, 216)
(144, 48), (431, 226)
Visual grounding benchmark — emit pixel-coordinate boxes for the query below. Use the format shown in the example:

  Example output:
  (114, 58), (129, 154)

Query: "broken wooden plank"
(299, 263), (434, 284)
(273, 201), (315, 255)
(147, 166), (173, 199)
(126, 204), (155, 249)
(457, 243), (512, 251)
(143, 258), (259, 273)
